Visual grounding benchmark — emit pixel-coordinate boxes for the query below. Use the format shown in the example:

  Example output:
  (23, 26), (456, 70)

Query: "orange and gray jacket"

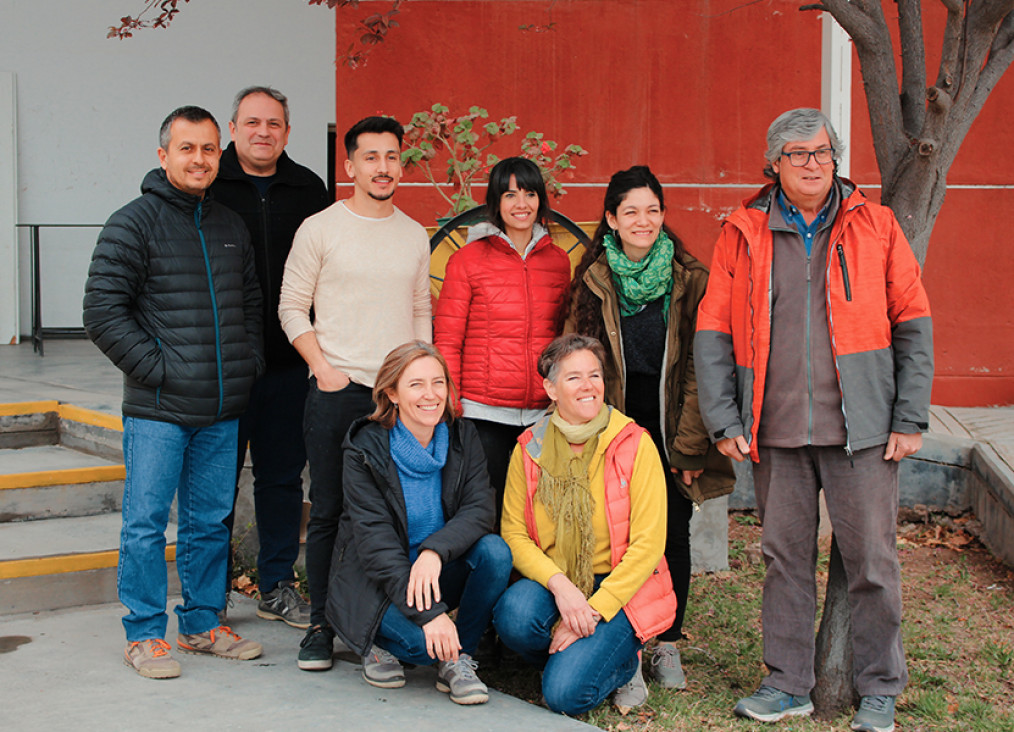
(694, 180), (933, 461)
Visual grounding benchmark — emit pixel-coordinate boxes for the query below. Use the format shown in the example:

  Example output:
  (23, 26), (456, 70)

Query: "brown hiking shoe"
(124, 639), (181, 679)
(177, 625), (262, 660)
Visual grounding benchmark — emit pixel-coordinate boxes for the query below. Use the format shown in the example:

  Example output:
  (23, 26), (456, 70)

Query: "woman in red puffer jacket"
(434, 157), (571, 524)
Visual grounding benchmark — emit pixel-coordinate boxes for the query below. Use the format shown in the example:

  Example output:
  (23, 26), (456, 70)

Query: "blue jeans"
(119, 416), (237, 641)
(493, 577), (642, 715)
(374, 535), (512, 665)
(225, 365), (309, 594)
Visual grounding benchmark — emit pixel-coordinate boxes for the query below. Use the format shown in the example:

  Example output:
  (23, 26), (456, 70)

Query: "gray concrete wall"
(0, 0), (336, 336)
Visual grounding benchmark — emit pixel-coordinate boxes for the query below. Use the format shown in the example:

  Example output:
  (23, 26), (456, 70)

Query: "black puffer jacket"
(211, 144), (329, 372)
(83, 168), (264, 426)
(327, 417), (495, 656)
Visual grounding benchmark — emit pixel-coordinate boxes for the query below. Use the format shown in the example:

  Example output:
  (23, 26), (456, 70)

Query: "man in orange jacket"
(695, 108), (933, 732)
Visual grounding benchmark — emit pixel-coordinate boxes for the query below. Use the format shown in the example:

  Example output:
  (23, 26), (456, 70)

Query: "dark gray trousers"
(753, 445), (907, 697)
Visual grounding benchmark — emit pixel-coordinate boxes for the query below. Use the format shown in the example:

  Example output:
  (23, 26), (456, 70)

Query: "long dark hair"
(567, 165), (687, 343)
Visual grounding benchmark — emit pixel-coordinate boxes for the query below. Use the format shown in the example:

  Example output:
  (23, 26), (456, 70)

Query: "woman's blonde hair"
(369, 340), (458, 428)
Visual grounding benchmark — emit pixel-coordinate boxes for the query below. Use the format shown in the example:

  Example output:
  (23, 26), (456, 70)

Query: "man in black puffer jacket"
(84, 106), (265, 679)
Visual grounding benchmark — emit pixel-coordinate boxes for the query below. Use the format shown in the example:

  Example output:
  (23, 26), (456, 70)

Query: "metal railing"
(16, 223), (103, 356)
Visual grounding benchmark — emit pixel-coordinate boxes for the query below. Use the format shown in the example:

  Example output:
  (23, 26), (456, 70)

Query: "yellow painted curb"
(58, 404), (122, 432)
(0, 401), (122, 430)
(0, 545), (176, 579)
(0, 400), (60, 417)
(0, 543), (178, 579)
(0, 465), (125, 490)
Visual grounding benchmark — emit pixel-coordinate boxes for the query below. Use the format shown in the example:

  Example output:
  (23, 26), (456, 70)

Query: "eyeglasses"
(781, 148), (835, 167)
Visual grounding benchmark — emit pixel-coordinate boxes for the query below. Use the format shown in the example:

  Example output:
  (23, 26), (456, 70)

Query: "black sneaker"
(257, 581), (310, 629)
(297, 624), (334, 671)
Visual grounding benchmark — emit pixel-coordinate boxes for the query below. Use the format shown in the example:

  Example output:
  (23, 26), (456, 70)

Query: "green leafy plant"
(400, 103), (587, 217)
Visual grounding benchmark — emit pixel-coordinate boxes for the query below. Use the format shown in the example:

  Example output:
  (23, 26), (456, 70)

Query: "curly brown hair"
(567, 166), (687, 345)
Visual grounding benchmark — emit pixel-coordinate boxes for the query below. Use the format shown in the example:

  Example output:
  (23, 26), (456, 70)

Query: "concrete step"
(0, 444), (124, 522)
(0, 513), (177, 615)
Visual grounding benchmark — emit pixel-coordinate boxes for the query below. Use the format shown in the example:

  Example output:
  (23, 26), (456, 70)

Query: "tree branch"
(963, 11), (1014, 137)
(933, 0), (964, 94)
(897, 0), (927, 137)
(805, 0), (908, 179)
(975, 0), (1014, 28)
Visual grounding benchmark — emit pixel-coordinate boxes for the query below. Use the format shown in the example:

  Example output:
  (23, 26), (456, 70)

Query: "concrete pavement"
(1, 593), (591, 731)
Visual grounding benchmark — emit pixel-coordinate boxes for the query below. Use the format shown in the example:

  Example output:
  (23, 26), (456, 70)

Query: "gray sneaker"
(123, 638), (181, 679)
(362, 645), (406, 688)
(436, 653), (488, 705)
(852, 695), (896, 732)
(177, 625), (262, 660)
(734, 685), (813, 722)
(612, 655), (648, 711)
(648, 643), (687, 689)
(257, 581), (310, 629)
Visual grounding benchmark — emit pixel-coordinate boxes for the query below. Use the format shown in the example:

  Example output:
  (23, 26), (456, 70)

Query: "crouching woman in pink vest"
(493, 334), (676, 715)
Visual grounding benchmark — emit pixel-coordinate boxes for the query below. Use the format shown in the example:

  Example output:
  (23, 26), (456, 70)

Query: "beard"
(368, 189), (395, 202)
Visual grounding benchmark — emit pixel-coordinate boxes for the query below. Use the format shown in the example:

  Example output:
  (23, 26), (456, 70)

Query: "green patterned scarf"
(602, 230), (674, 318)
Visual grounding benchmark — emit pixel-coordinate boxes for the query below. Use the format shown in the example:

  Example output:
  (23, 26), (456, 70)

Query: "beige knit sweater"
(278, 201), (432, 387)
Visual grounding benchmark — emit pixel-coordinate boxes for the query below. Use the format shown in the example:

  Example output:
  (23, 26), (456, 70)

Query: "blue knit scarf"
(390, 419), (449, 561)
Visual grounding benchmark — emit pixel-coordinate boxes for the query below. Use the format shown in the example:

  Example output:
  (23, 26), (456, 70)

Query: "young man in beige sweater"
(278, 115), (431, 673)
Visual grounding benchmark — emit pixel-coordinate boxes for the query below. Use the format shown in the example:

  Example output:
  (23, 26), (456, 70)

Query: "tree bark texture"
(812, 534), (858, 719)
(802, 1), (1014, 266)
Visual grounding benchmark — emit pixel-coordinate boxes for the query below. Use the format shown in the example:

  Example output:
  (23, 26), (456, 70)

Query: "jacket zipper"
(195, 201), (225, 419)
(836, 243), (852, 301)
(259, 191), (273, 312)
(825, 200), (864, 457)
(155, 337), (163, 408)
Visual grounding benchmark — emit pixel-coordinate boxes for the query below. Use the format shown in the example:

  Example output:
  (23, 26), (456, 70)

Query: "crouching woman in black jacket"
(326, 341), (512, 705)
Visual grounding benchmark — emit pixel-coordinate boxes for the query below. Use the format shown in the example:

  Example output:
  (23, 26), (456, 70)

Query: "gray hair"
(537, 334), (607, 383)
(231, 86), (289, 127)
(158, 106), (219, 150)
(763, 108), (844, 179)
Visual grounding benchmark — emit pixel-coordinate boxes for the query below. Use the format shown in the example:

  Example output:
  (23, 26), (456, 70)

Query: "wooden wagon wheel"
(428, 205), (592, 299)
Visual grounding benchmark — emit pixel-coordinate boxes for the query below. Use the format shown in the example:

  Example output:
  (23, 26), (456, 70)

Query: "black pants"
(631, 411), (693, 642)
(302, 378), (375, 627)
(225, 365), (309, 595)
(468, 418), (527, 530)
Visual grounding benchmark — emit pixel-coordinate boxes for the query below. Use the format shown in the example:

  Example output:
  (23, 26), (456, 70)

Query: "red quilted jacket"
(433, 228), (571, 409)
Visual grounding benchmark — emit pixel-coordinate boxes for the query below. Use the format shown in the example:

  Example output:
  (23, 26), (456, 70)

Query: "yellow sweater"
(501, 409), (668, 622)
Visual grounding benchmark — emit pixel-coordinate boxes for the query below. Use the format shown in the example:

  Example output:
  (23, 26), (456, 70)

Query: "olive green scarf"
(534, 405), (611, 597)
(602, 230), (674, 318)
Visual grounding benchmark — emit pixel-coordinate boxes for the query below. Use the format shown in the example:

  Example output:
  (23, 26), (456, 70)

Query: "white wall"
(0, 72), (15, 343)
(0, 0), (335, 337)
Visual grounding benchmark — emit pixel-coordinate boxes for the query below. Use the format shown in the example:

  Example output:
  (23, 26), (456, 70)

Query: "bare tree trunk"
(812, 534), (857, 719)
(804, 1), (1014, 268)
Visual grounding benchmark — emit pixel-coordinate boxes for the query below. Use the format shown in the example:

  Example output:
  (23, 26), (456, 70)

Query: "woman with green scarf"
(493, 334), (676, 715)
(564, 167), (734, 691)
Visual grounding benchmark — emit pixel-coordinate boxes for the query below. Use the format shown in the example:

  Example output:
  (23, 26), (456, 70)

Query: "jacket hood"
(141, 168), (207, 213)
(344, 416), (391, 461)
(466, 221), (551, 249)
(217, 142), (322, 187)
(725, 177), (864, 239)
(344, 416), (464, 462)
(524, 406), (635, 463)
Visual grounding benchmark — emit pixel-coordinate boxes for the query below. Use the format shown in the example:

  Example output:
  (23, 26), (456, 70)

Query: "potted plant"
(401, 103), (588, 219)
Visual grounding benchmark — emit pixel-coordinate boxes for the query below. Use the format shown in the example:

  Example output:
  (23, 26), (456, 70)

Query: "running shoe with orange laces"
(124, 638), (182, 678)
(177, 625), (262, 660)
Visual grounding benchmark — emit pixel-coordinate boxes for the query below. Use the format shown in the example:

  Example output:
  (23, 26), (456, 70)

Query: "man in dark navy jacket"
(84, 106), (264, 679)
(212, 87), (329, 630)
